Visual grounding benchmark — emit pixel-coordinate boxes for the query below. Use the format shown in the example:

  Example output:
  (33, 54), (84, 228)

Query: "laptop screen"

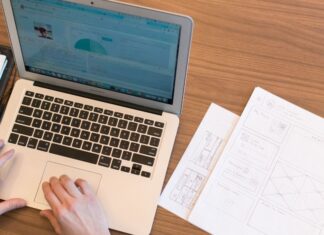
(11, 0), (181, 104)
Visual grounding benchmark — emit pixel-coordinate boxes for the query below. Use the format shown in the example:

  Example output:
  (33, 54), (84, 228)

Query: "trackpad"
(35, 161), (102, 206)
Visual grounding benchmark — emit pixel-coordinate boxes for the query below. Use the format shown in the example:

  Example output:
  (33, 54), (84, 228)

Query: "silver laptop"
(0, 0), (193, 234)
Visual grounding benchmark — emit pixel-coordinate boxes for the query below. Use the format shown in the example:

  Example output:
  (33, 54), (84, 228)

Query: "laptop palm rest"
(34, 161), (102, 206)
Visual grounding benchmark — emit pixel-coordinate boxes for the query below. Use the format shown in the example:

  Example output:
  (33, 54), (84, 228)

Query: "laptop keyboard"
(8, 91), (165, 178)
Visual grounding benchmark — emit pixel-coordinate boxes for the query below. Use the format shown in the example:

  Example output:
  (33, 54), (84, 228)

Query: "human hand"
(0, 140), (26, 215)
(40, 175), (110, 235)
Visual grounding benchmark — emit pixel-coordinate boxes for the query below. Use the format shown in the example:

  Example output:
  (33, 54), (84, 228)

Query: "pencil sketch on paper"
(169, 169), (205, 209)
(191, 131), (223, 169)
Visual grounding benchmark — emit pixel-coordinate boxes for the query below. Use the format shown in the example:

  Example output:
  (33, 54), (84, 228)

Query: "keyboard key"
(92, 144), (102, 153)
(98, 156), (111, 167)
(140, 135), (150, 144)
(32, 119), (42, 128)
(71, 128), (80, 137)
(37, 140), (50, 151)
(104, 109), (113, 115)
(132, 153), (154, 166)
(155, 122), (164, 128)
(147, 127), (163, 137)
(124, 115), (133, 121)
(90, 133), (100, 142)
(119, 140), (129, 150)
(64, 100), (73, 106)
(150, 137), (160, 147)
(94, 107), (103, 113)
(16, 115), (32, 126)
(144, 119), (154, 125)
(62, 116), (71, 125)
(137, 124), (147, 134)
(27, 138), (38, 149)
(114, 112), (123, 118)
(111, 159), (121, 170)
(112, 149), (122, 158)
(51, 124), (61, 133)
(110, 138), (119, 147)
(43, 132), (53, 141)
(127, 122), (137, 131)
(141, 171), (151, 178)
(98, 115), (108, 124)
(31, 99), (42, 108)
(90, 123), (100, 132)
(100, 125), (110, 135)
(79, 110), (89, 119)
(52, 114), (62, 123)
(84, 105), (93, 111)
(34, 129), (44, 139)
(72, 139), (82, 148)
(54, 98), (63, 104)
(18, 135), (28, 146)
(69, 108), (79, 117)
(139, 145), (157, 157)
(35, 93), (44, 99)
(8, 133), (19, 144)
(130, 133), (140, 142)
(82, 141), (92, 151)
(108, 117), (118, 126)
(42, 111), (52, 120)
(121, 166), (130, 172)
(53, 134), (63, 143)
(61, 126), (71, 135)
(131, 164), (142, 175)
(134, 117), (143, 123)
(120, 130), (130, 140)
(22, 96), (32, 106)
(102, 146), (112, 156)
(129, 143), (139, 152)
(12, 124), (34, 136)
(71, 118), (81, 127)
(110, 128), (120, 137)
(80, 120), (90, 130)
(50, 103), (60, 112)
(74, 103), (83, 108)
(33, 109), (43, 118)
(19, 106), (33, 116)
(80, 131), (90, 140)
(25, 91), (34, 97)
(62, 136), (73, 146)
(60, 106), (70, 115)
(122, 151), (132, 161)
(50, 143), (99, 164)
(99, 135), (109, 145)
(45, 95), (54, 101)
(89, 113), (98, 122)
(41, 101), (51, 110)
(118, 120), (128, 129)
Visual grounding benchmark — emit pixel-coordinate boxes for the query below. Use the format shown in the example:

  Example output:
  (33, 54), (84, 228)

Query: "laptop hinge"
(34, 81), (163, 115)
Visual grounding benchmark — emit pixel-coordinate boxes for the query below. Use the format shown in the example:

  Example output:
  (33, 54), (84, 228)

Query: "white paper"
(0, 55), (7, 78)
(159, 103), (238, 219)
(189, 87), (324, 235)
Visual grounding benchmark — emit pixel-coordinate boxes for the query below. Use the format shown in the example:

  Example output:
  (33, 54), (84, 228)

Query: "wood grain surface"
(0, 0), (324, 234)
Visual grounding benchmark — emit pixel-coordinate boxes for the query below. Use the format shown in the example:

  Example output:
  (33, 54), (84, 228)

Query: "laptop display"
(11, 0), (181, 104)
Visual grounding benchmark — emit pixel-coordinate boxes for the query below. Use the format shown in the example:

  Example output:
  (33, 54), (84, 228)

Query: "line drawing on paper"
(191, 131), (222, 169)
(169, 169), (205, 209)
(262, 162), (324, 226)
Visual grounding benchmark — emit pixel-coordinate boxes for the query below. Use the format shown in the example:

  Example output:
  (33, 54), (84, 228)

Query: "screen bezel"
(2, 0), (193, 115)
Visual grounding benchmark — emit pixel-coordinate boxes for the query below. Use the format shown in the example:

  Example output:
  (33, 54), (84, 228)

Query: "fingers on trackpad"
(35, 161), (102, 205)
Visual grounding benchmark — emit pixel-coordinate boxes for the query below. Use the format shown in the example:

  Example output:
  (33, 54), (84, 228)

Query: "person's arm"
(41, 175), (110, 235)
(0, 140), (26, 215)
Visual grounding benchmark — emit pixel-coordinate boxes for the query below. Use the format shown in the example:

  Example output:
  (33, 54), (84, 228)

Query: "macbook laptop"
(0, 0), (193, 234)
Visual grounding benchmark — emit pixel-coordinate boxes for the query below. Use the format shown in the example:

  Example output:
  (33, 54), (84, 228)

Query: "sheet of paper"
(0, 55), (7, 78)
(189, 87), (324, 235)
(159, 103), (239, 219)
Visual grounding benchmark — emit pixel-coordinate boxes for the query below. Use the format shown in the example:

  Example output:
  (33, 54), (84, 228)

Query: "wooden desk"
(1, 0), (324, 234)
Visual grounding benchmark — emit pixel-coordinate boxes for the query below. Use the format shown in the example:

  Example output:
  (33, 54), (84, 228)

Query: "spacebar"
(49, 144), (99, 164)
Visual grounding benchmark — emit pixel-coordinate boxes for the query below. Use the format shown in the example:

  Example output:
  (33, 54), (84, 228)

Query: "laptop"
(0, 0), (193, 234)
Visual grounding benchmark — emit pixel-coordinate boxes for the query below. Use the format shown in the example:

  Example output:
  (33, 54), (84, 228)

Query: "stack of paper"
(160, 87), (324, 235)
(0, 55), (7, 78)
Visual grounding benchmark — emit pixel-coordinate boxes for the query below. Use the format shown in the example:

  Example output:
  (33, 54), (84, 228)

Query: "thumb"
(40, 209), (62, 234)
(0, 198), (26, 215)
